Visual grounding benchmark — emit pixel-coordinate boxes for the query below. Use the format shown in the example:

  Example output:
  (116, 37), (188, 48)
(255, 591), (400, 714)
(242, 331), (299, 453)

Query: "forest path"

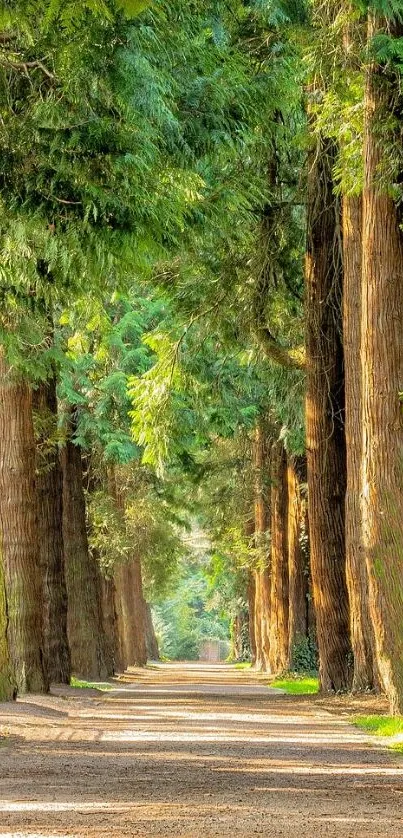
(0, 663), (402, 837)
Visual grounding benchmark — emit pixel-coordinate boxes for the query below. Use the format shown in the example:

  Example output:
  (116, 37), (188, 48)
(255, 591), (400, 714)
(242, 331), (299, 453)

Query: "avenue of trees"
(0, 0), (403, 715)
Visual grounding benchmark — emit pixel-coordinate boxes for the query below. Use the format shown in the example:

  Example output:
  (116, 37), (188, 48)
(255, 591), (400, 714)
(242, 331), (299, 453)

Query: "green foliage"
(289, 633), (319, 673)
(153, 553), (231, 660)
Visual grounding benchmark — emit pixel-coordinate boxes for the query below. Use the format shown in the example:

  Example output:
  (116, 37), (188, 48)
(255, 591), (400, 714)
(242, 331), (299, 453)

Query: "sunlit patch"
(0, 802), (132, 813)
(101, 729), (373, 745)
(0, 834), (77, 838)
(213, 764), (403, 776)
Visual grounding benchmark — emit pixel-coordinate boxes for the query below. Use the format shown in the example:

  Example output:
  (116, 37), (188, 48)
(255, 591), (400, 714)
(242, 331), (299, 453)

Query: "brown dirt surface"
(0, 662), (402, 837)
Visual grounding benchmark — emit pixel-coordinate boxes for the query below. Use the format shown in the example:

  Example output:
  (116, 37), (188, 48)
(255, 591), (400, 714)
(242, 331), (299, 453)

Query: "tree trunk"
(0, 555), (15, 701)
(287, 455), (309, 665)
(0, 353), (47, 694)
(253, 570), (265, 670)
(126, 557), (148, 667)
(361, 14), (403, 714)
(33, 380), (71, 685)
(269, 439), (289, 673)
(247, 572), (257, 665)
(343, 194), (378, 692)
(113, 564), (128, 673)
(305, 136), (352, 692)
(101, 575), (119, 676)
(114, 559), (147, 668)
(62, 416), (109, 680)
(144, 602), (159, 661)
(253, 423), (271, 671)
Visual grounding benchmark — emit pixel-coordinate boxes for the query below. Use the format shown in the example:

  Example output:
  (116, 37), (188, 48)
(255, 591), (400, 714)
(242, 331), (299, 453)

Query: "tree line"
(0, 0), (402, 715)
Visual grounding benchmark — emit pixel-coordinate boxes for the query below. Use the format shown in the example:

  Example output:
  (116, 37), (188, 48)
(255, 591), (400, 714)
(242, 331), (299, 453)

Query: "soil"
(0, 662), (402, 837)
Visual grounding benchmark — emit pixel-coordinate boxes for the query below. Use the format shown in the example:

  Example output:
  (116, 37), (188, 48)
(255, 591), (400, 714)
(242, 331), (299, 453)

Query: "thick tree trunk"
(343, 195), (378, 692)
(114, 559), (147, 668)
(361, 15), (403, 714)
(101, 575), (119, 676)
(62, 418), (109, 680)
(253, 570), (264, 670)
(305, 136), (352, 692)
(113, 564), (128, 673)
(269, 440), (289, 673)
(126, 557), (148, 667)
(247, 572), (257, 665)
(287, 455), (309, 665)
(0, 354), (47, 694)
(144, 602), (159, 661)
(0, 555), (15, 701)
(33, 380), (71, 685)
(253, 424), (271, 671)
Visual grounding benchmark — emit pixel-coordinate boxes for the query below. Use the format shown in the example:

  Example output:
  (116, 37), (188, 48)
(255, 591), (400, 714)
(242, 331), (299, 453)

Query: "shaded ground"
(0, 662), (402, 837)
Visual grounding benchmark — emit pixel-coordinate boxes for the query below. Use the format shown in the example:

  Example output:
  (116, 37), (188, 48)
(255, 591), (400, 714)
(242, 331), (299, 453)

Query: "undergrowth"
(70, 677), (113, 691)
(271, 673), (319, 694)
(352, 715), (403, 753)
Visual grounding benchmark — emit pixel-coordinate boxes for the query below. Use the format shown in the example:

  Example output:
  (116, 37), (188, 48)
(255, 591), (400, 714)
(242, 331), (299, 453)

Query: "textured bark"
(114, 560), (147, 668)
(247, 572), (257, 665)
(33, 380), (71, 685)
(113, 565), (128, 674)
(253, 570), (264, 670)
(269, 440), (289, 674)
(145, 602), (159, 661)
(101, 575), (119, 676)
(0, 554), (15, 700)
(361, 15), (403, 714)
(343, 195), (378, 692)
(287, 456), (309, 665)
(0, 354), (47, 694)
(305, 137), (352, 692)
(253, 424), (271, 672)
(62, 419), (109, 680)
(126, 557), (148, 667)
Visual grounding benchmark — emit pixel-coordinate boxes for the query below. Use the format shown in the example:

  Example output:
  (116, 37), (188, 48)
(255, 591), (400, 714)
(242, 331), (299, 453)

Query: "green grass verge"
(234, 662), (252, 670)
(271, 675), (319, 695)
(352, 715), (403, 755)
(70, 676), (113, 691)
(352, 715), (403, 737)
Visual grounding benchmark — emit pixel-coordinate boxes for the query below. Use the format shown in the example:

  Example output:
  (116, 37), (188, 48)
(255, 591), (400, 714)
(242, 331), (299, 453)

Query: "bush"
(290, 633), (318, 673)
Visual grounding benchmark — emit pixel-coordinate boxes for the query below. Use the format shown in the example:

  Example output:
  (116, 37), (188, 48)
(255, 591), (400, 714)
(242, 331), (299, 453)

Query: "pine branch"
(0, 58), (55, 80)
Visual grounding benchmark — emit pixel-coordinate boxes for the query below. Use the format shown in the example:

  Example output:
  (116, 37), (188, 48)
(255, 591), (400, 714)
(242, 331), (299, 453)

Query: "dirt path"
(0, 663), (402, 837)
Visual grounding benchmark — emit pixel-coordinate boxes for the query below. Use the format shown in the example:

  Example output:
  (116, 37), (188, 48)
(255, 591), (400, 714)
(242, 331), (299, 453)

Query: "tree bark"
(253, 423), (271, 671)
(0, 353), (47, 694)
(342, 194), (378, 692)
(62, 415), (109, 680)
(144, 602), (159, 661)
(33, 380), (71, 685)
(269, 439), (289, 673)
(361, 14), (403, 714)
(247, 571), (257, 665)
(114, 559), (147, 668)
(113, 564), (128, 673)
(100, 575), (119, 676)
(305, 136), (352, 692)
(287, 455), (309, 665)
(0, 554), (16, 701)
(126, 557), (148, 667)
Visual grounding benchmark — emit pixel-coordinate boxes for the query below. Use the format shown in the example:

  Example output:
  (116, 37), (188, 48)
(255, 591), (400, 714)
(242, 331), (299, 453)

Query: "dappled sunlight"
(1, 666), (402, 837)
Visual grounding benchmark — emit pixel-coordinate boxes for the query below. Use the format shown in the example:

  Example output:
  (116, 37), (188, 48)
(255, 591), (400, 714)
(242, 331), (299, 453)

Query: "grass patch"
(352, 715), (403, 737)
(271, 674), (319, 695)
(234, 662), (252, 670)
(70, 677), (113, 691)
(352, 715), (403, 756)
